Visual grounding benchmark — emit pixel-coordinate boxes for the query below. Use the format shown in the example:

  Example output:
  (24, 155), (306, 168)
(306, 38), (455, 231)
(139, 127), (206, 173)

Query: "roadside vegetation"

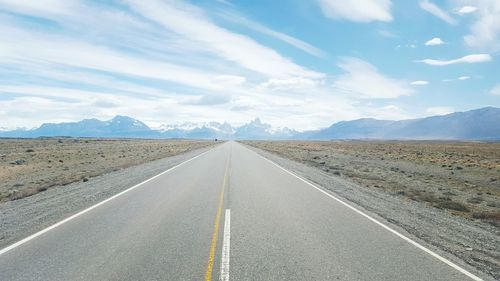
(0, 138), (215, 202)
(243, 140), (500, 227)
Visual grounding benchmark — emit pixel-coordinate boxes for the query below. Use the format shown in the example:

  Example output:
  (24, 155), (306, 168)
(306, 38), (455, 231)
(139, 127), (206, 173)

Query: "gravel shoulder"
(242, 143), (499, 280)
(0, 144), (218, 249)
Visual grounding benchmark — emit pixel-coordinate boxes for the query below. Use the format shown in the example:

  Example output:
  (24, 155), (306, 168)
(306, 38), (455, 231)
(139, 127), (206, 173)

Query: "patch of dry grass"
(243, 140), (500, 227)
(0, 138), (216, 202)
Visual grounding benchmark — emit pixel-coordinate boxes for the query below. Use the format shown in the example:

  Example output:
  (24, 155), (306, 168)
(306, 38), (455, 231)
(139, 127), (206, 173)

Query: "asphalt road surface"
(0, 141), (485, 280)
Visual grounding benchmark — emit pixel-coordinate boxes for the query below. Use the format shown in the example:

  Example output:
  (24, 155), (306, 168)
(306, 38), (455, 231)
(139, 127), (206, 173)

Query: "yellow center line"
(204, 156), (230, 281)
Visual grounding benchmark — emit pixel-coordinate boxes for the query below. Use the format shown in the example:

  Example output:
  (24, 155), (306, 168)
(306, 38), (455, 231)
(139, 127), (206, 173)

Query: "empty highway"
(0, 142), (484, 280)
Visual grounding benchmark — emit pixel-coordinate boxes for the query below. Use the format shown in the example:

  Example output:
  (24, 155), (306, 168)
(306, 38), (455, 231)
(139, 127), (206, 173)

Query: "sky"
(0, 0), (499, 130)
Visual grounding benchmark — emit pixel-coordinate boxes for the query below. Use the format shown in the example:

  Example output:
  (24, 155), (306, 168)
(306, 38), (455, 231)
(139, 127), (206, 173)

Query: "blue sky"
(0, 0), (498, 130)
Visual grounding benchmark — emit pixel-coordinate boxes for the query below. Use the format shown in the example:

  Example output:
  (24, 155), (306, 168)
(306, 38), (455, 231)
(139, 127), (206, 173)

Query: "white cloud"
(442, 76), (471, 82)
(1, 0), (479, 132)
(490, 84), (500, 96)
(464, 0), (500, 51)
(182, 94), (231, 106)
(1, 63), (184, 99)
(126, 0), (323, 79)
(92, 97), (120, 108)
(257, 77), (319, 91)
(425, 37), (444, 46)
(419, 0), (457, 25)
(426, 106), (454, 116)
(377, 29), (396, 38)
(417, 54), (492, 66)
(230, 95), (264, 112)
(0, 0), (345, 131)
(216, 0), (233, 6)
(0, 86), (179, 129)
(411, 80), (429, 85)
(456, 6), (478, 15)
(0, 97), (86, 129)
(318, 0), (392, 22)
(219, 11), (326, 58)
(211, 75), (246, 87)
(363, 105), (412, 120)
(0, 0), (78, 18)
(0, 30), (224, 91)
(333, 58), (414, 99)
(0, 85), (177, 106)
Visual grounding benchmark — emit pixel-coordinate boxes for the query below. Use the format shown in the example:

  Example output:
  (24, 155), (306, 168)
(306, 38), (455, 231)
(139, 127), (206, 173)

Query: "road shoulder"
(0, 145), (217, 249)
(243, 144), (498, 281)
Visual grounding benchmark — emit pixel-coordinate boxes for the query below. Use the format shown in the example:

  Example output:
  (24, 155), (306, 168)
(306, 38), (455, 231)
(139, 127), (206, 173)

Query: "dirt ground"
(242, 140), (500, 227)
(0, 138), (216, 202)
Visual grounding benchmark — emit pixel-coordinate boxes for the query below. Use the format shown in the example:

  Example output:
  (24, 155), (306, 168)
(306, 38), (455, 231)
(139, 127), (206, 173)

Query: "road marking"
(205, 156), (230, 281)
(253, 150), (483, 281)
(0, 145), (219, 256)
(220, 209), (231, 281)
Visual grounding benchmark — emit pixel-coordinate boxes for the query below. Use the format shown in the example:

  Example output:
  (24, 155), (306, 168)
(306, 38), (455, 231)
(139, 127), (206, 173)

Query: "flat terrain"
(242, 141), (500, 227)
(0, 142), (491, 281)
(0, 138), (215, 202)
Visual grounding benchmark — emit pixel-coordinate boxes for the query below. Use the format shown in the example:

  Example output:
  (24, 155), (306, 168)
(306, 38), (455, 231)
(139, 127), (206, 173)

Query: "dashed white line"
(253, 151), (483, 281)
(220, 209), (231, 281)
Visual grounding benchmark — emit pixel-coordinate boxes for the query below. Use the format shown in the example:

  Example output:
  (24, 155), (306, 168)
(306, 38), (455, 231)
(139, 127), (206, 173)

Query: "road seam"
(220, 209), (231, 281)
(0, 146), (217, 256)
(205, 155), (230, 281)
(252, 150), (483, 281)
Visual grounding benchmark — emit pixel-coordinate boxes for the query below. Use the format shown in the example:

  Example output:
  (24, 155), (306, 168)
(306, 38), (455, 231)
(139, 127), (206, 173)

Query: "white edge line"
(253, 152), (483, 281)
(220, 209), (231, 281)
(0, 146), (217, 256)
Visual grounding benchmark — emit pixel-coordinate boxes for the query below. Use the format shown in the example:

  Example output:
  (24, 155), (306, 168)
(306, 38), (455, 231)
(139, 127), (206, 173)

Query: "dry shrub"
(472, 211), (500, 226)
(437, 201), (470, 212)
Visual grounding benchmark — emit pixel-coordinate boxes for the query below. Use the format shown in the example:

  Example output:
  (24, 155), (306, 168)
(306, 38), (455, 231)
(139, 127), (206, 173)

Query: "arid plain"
(243, 140), (500, 227)
(0, 138), (215, 202)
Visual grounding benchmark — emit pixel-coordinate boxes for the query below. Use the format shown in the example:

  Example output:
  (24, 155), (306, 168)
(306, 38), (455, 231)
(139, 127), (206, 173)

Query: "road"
(0, 141), (484, 280)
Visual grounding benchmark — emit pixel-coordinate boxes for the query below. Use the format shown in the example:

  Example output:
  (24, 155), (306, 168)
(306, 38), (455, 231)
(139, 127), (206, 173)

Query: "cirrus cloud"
(456, 6), (478, 15)
(257, 77), (319, 91)
(318, 0), (392, 22)
(464, 0), (500, 51)
(417, 54), (492, 66)
(490, 84), (500, 96)
(411, 80), (429, 85)
(426, 106), (454, 116)
(126, 0), (323, 79)
(419, 0), (457, 25)
(333, 57), (413, 99)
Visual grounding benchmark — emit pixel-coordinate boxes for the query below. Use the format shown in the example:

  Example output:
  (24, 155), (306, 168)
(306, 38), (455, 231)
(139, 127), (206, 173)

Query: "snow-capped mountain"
(0, 116), (294, 139)
(233, 118), (297, 139)
(155, 121), (235, 135)
(1, 107), (499, 140)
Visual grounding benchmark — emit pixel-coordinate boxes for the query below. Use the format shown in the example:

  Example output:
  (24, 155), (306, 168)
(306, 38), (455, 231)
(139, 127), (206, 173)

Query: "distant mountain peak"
(106, 115), (150, 131)
(0, 107), (498, 140)
(307, 106), (500, 140)
(250, 117), (262, 124)
(111, 115), (134, 121)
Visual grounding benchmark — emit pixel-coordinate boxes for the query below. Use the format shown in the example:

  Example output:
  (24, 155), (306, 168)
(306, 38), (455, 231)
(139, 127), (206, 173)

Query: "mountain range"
(301, 106), (500, 140)
(0, 116), (297, 140)
(1, 107), (499, 140)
